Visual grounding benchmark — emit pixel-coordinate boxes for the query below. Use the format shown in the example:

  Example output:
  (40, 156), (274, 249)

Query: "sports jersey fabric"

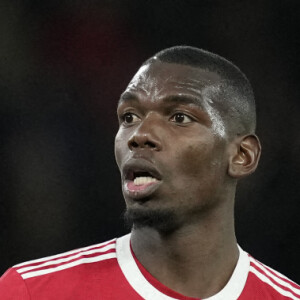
(0, 234), (299, 299)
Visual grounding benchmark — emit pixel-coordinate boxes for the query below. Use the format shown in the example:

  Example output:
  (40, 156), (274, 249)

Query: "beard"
(123, 207), (181, 234)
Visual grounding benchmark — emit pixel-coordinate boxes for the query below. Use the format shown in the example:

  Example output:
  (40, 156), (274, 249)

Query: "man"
(0, 46), (299, 299)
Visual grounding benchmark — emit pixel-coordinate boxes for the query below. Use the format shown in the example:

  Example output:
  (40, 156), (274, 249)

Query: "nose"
(128, 115), (162, 151)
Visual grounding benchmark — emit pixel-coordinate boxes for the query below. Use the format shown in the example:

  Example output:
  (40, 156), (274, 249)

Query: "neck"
(130, 201), (239, 299)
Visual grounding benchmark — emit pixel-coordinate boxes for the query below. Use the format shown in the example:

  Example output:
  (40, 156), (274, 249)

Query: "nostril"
(145, 141), (156, 148)
(130, 141), (139, 148)
(128, 132), (162, 151)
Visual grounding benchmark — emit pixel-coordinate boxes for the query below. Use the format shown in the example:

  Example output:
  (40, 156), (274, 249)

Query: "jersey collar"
(116, 233), (249, 300)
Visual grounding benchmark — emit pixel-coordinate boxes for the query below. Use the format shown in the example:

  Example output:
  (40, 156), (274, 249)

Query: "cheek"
(114, 131), (127, 168)
(175, 141), (215, 177)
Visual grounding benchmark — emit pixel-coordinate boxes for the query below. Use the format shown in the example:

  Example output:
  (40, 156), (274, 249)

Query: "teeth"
(133, 176), (158, 186)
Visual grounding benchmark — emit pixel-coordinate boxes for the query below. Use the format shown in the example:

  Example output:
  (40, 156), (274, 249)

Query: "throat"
(130, 224), (239, 298)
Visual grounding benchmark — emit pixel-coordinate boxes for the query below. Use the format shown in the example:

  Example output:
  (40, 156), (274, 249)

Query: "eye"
(122, 112), (141, 124)
(170, 113), (193, 124)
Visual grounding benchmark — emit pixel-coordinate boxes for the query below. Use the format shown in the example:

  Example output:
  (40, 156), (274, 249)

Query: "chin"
(123, 207), (180, 234)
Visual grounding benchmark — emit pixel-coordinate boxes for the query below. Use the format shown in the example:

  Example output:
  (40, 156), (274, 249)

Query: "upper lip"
(122, 159), (162, 181)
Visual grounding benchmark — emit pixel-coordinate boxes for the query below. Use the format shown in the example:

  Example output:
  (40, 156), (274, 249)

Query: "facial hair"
(124, 207), (181, 234)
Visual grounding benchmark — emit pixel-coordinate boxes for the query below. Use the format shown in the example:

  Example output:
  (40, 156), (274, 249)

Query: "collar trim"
(116, 234), (249, 300)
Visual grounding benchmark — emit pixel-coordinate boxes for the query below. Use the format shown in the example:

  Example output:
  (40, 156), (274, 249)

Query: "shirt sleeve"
(0, 268), (30, 300)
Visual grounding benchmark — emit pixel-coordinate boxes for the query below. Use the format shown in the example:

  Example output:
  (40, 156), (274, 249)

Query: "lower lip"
(124, 180), (161, 200)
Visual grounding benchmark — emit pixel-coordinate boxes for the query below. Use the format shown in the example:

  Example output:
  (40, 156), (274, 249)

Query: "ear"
(228, 135), (261, 178)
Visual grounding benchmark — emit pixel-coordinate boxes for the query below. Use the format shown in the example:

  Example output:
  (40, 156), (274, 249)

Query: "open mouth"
(122, 163), (162, 199)
(127, 171), (159, 186)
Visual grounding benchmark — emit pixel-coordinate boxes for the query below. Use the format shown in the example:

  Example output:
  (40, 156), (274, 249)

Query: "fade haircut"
(143, 46), (256, 137)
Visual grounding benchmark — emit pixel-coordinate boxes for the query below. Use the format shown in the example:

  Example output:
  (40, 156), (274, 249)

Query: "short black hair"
(144, 46), (256, 137)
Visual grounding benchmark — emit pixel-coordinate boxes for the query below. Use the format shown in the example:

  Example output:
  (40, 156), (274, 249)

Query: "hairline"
(141, 56), (256, 135)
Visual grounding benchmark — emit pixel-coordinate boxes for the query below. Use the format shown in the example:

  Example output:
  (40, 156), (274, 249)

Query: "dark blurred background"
(0, 0), (299, 282)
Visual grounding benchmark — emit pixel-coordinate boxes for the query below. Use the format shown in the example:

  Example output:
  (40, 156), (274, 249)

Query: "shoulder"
(0, 268), (31, 299)
(243, 253), (300, 299)
(0, 237), (119, 299)
(13, 237), (117, 280)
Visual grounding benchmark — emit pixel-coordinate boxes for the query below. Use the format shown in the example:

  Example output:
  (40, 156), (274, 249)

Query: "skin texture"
(114, 60), (261, 298)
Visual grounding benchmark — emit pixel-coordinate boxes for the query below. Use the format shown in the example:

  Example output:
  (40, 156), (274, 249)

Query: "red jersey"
(0, 234), (299, 299)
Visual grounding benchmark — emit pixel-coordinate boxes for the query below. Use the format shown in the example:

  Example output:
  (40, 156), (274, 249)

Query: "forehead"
(123, 61), (221, 101)
(119, 61), (227, 138)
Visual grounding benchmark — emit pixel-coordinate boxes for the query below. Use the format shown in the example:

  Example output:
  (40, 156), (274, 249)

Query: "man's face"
(115, 61), (230, 231)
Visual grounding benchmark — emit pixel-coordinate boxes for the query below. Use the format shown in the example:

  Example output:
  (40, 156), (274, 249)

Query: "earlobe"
(228, 135), (261, 178)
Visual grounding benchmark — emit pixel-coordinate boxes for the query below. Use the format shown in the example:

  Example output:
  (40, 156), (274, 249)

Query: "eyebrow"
(118, 91), (138, 105)
(162, 95), (204, 108)
(118, 92), (204, 109)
